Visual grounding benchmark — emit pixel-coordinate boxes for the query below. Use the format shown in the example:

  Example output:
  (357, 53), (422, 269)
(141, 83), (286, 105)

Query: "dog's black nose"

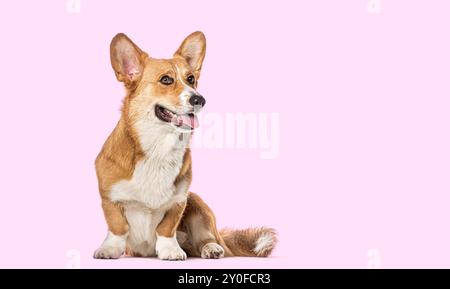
(189, 94), (206, 107)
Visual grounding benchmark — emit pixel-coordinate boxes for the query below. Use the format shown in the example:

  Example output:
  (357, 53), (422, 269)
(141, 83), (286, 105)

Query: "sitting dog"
(93, 31), (277, 260)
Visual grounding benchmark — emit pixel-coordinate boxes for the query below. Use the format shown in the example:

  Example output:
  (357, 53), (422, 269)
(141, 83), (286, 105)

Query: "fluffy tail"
(219, 227), (277, 257)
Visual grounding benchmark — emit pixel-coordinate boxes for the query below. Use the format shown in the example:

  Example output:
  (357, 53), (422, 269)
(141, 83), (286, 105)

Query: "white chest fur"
(109, 131), (189, 208)
(108, 129), (190, 256)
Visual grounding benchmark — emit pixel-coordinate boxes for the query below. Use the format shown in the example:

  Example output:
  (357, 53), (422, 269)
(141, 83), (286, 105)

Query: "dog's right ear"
(110, 33), (146, 85)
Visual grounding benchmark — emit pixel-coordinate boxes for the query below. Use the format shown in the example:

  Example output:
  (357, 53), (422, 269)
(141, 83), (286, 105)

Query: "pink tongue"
(177, 114), (199, 129)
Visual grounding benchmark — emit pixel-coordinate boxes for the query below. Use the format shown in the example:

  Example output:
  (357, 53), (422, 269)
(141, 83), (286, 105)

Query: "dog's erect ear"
(174, 31), (206, 73)
(110, 33), (146, 85)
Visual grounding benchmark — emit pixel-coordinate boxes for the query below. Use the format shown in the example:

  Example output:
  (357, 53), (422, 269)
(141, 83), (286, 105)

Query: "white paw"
(201, 243), (224, 259)
(93, 231), (127, 259)
(93, 246), (123, 259)
(156, 235), (187, 261)
(157, 245), (187, 261)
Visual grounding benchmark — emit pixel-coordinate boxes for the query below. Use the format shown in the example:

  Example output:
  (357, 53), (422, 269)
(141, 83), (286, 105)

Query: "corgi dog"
(94, 32), (277, 260)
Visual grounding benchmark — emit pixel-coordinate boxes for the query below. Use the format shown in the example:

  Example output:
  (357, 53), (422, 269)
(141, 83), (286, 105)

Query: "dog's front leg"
(155, 200), (187, 260)
(93, 199), (129, 259)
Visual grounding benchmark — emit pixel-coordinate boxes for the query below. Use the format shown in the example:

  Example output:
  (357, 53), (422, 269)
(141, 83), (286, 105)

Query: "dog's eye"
(160, 75), (174, 85)
(187, 75), (195, 85)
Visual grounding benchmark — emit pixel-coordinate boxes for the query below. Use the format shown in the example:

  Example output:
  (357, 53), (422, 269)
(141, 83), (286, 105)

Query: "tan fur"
(156, 201), (186, 237)
(100, 199), (129, 236)
(179, 192), (233, 257)
(94, 31), (277, 259)
(95, 118), (141, 235)
(175, 149), (192, 186)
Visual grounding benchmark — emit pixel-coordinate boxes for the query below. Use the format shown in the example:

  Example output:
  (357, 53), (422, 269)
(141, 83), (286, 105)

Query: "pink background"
(0, 0), (449, 268)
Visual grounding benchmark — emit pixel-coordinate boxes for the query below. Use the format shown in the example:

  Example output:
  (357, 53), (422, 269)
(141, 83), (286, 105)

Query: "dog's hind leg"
(179, 192), (233, 258)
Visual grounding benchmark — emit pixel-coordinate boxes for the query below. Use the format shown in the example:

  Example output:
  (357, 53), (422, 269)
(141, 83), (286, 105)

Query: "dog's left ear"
(174, 31), (206, 73)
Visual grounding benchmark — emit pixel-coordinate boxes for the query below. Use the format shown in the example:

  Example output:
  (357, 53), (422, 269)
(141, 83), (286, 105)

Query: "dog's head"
(111, 32), (206, 132)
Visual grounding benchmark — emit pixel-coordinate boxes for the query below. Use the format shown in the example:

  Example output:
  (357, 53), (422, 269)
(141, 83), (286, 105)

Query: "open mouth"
(155, 105), (199, 129)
